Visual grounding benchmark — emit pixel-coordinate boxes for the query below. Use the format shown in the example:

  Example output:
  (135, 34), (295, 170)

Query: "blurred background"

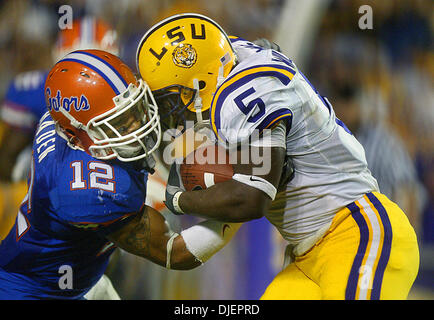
(0, 0), (432, 299)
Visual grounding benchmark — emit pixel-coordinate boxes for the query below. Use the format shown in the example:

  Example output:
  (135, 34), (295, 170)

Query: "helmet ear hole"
(198, 80), (206, 90)
(64, 128), (76, 140)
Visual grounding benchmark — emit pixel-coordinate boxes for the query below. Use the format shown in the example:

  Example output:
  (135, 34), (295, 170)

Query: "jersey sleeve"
(210, 63), (295, 145)
(51, 152), (148, 235)
(0, 71), (48, 132)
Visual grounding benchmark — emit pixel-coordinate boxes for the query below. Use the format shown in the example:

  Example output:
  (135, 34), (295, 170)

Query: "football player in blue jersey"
(0, 49), (241, 300)
(136, 13), (420, 299)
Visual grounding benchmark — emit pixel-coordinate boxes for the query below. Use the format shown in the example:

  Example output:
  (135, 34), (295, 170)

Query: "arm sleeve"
(249, 120), (287, 149)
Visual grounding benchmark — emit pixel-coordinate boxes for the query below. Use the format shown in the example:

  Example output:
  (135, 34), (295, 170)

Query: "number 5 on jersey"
(70, 161), (116, 192)
(234, 87), (265, 123)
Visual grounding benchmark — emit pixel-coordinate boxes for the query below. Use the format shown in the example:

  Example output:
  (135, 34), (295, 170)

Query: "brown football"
(180, 144), (234, 191)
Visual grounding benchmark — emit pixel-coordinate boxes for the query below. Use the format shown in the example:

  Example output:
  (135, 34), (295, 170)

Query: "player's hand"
(253, 38), (281, 52)
(164, 161), (185, 215)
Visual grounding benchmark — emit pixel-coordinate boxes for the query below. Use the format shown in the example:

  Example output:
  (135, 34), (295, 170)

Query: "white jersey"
(210, 37), (379, 246)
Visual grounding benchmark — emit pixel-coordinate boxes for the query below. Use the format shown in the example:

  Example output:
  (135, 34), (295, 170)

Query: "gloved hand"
(164, 161), (185, 215)
(252, 38), (281, 52)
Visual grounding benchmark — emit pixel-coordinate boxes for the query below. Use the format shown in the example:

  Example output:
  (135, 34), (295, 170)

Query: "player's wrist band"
(166, 232), (179, 269)
(173, 191), (184, 214)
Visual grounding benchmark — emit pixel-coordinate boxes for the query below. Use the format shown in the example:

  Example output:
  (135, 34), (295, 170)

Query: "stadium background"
(0, 0), (432, 299)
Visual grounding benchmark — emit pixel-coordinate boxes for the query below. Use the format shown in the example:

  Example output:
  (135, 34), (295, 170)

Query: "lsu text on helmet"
(53, 16), (119, 63)
(45, 49), (161, 164)
(136, 13), (236, 130)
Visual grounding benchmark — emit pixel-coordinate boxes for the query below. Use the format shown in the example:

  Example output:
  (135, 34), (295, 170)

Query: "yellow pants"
(261, 192), (420, 300)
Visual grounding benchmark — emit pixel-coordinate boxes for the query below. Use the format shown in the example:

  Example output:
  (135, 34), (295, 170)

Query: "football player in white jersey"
(136, 13), (419, 300)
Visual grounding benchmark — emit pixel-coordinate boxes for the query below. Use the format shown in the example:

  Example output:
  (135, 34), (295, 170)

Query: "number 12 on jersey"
(70, 161), (116, 192)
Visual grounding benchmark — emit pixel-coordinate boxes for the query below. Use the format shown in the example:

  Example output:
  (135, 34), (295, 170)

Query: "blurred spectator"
(0, 15), (120, 182)
(304, 2), (433, 299)
(0, 0), (57, 241)
(377, 1), (432, 66)
(308, 0), (432, 241)
(332, 80), (424, 234)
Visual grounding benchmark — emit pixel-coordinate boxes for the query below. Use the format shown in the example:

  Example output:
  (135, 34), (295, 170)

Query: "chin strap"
(59, 107), (86, 130)
(191, 52), (234, 128)
(192, 78), (203, 125)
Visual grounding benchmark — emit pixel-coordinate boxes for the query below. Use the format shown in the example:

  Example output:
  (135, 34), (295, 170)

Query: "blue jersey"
(0, 70), (48, 133)
(0, 113), (148, 299)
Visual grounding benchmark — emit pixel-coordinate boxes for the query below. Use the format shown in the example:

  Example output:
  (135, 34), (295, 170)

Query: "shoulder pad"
(210, 63), (295, 144)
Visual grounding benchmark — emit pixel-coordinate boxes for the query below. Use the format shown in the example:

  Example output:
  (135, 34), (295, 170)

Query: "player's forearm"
(107, 206), (238, 271)
(145, 234), (202, 270)
(107, 206), (201, 270)
(171, 219), (242, 268)
(166, 236), (202, 270)
(178, 179), (268, 222)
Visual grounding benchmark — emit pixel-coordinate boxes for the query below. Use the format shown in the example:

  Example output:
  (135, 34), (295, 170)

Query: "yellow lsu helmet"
(136, 13), (236, 129)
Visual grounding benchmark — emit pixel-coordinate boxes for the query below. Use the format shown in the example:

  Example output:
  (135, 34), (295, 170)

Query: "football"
(180, 144), (234, 191)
